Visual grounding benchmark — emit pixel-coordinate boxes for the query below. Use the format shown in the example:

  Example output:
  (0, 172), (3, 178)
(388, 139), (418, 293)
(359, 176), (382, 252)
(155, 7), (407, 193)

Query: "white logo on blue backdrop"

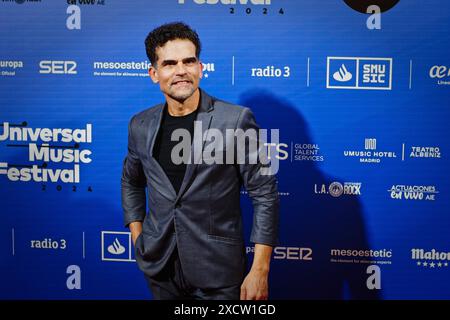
(327, 57), (392, 90)
(101, 231), (135, 262)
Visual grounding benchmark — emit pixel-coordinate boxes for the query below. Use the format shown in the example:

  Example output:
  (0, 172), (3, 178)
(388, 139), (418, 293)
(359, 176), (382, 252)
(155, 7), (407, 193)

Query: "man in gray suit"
(121, 22), (279, 300)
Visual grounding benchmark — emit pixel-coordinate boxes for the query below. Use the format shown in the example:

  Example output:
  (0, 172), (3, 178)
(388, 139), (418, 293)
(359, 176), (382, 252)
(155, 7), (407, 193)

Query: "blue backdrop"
(1, 0), (449, 299)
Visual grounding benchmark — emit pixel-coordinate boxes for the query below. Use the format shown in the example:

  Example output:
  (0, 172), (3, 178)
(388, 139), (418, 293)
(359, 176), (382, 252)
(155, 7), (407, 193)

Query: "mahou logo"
(411, 248), (449, 269)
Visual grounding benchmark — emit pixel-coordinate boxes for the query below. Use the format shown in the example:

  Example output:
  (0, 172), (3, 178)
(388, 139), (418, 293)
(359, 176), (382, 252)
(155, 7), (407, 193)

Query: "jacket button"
(175, 203), (181, 209)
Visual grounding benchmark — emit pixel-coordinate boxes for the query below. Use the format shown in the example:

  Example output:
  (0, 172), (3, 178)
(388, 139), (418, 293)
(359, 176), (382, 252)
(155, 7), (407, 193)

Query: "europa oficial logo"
(0, 121), (93, 185)
(327, 57), (392, 90)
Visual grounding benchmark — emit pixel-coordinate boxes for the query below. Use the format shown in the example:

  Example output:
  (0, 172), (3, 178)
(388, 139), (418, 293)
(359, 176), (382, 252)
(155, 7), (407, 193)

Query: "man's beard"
(168, 86), (196, 102)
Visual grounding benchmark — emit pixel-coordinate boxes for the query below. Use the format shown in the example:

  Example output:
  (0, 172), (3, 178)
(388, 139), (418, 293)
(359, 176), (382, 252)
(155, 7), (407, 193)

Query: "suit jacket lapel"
(146, 103), (178, 199)
(176, 89), (214, 201)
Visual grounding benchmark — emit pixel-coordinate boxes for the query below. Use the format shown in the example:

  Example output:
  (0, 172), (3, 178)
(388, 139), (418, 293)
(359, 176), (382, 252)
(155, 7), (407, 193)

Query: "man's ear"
(149, 66), (159, 83)
(199, 61), (203, 79)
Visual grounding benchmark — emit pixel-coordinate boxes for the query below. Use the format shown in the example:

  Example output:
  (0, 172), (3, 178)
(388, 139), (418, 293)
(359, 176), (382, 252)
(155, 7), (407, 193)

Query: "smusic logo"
(327, 57), (392, 90)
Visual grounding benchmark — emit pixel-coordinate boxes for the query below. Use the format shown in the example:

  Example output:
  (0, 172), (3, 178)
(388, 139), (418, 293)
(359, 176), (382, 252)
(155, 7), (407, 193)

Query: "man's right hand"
(129, 221), (143, 246)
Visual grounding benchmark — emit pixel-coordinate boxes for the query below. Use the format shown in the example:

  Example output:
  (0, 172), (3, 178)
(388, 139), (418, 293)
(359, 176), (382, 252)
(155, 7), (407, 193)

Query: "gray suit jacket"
(121, 89), (279, 289)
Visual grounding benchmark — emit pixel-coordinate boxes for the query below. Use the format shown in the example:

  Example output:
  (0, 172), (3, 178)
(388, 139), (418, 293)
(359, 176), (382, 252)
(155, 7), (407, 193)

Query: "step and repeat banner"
(1, 1), (449, 299)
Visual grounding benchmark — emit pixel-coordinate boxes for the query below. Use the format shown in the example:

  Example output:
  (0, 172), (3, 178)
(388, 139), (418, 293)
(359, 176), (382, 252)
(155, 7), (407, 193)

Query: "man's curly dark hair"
(145, 22), (202, 67)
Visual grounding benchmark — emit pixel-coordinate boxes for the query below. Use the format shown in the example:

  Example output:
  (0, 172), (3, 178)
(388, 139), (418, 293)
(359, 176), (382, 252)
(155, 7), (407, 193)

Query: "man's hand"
(240, 243), (273, 300)
(129, 221), (143, 246)
(240, 268), (269, 300)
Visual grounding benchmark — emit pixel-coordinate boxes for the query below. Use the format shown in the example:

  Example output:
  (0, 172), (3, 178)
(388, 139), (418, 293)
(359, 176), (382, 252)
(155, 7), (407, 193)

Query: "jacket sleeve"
(236, 107), (280, 246)
(121, 115), (147, 228)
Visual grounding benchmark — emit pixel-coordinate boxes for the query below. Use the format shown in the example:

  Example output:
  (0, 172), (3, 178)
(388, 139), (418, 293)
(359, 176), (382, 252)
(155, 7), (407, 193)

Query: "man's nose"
(175, 61), (187, 74)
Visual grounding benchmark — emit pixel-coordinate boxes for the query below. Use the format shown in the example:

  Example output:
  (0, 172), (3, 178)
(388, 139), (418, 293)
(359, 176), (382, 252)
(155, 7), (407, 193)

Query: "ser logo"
(39, 61), (77, 75)
(273, 247), (313, 261)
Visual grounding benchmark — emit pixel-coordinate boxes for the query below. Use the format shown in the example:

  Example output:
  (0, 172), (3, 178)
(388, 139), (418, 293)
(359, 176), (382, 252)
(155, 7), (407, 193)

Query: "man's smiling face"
(149, 38), (203, 102)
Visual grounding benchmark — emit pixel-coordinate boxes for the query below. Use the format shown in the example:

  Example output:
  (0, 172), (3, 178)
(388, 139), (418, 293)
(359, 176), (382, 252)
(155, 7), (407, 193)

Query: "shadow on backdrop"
(238, 89), (380, 300)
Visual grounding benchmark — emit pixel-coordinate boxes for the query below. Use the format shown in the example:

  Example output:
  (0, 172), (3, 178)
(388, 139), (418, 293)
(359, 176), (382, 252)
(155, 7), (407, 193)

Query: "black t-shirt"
(153, 104), (199, 194)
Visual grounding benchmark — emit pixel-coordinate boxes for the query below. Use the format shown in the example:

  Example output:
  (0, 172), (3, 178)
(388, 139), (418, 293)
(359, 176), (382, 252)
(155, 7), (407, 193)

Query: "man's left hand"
(240, 269), (269, 300)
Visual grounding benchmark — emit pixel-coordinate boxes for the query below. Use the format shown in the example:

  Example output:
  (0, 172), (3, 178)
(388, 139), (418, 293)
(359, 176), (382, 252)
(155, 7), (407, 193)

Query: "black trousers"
(144, 247), (241, 300)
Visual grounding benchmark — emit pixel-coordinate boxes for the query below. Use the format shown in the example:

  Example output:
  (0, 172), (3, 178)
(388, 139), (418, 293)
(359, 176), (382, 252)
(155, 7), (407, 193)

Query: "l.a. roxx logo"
(343, 0), (400, 13)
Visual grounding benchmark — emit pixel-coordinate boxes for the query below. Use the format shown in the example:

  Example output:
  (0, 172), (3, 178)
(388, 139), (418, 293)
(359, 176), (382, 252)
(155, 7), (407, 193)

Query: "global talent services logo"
(344, 138), (397, 163)
(293, 143), (324, 162)
(327, 57), (392, 90)
(388, 185), (438, 201)
(0, 121), (93, 186)
(411, 248), (449, 269)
